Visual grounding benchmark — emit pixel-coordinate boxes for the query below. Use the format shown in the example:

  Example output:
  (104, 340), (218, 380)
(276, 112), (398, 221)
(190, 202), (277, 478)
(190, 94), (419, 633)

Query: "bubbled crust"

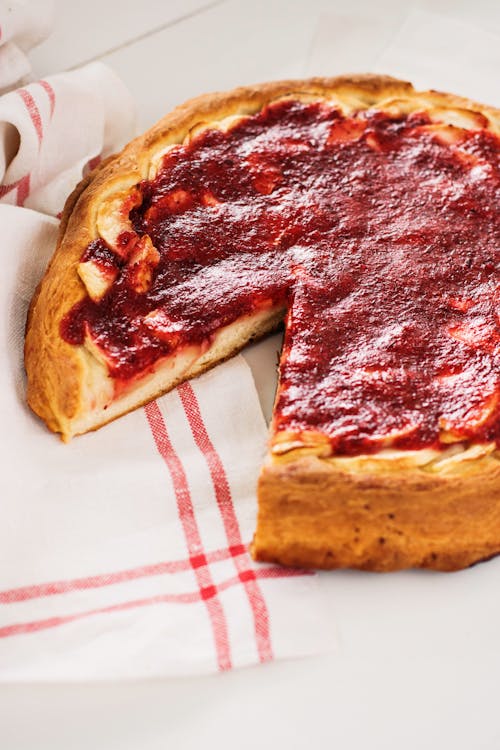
(24, 75), (500, 569)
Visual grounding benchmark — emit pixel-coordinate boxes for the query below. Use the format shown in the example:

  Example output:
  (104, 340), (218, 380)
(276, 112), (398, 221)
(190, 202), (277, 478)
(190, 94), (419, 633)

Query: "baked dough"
(25, 75), (500, 571)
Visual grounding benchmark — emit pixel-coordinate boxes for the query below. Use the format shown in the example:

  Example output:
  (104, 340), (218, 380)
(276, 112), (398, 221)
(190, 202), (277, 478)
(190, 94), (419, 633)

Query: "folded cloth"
(0, 61), (136, 216)
(0, 63), (334, 677)
(0, 0), (54, 93)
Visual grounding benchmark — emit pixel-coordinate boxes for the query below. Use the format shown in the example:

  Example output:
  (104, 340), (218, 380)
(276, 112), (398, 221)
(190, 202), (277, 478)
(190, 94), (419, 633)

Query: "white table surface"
(3, 1), (500, 747)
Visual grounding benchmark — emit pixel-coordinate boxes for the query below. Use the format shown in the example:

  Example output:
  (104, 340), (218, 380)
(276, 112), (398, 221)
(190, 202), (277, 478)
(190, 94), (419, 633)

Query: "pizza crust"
(24, 75), (500, 570)
(251, 442), (500, 571)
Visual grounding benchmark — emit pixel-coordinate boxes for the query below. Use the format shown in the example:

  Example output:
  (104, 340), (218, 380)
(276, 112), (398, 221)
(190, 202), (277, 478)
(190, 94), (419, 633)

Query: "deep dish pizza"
(25, 75), (500, 571)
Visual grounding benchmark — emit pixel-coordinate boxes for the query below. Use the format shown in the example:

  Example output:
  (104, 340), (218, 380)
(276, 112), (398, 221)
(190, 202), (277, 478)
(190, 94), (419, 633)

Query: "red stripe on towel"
(145, 400), (232, 671)
(0, 567), (304, 639)
(17, 89), (43, 144)
(179, 382), (274, 663)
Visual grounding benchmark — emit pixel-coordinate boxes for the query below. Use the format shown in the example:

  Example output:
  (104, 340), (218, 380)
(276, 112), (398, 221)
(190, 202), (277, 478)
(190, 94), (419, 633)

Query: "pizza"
(25, 75), (500, 571)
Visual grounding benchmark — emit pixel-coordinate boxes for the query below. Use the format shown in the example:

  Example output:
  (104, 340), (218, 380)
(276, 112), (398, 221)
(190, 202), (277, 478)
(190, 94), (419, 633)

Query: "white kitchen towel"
(0, 64), (334, 678)
(6, 4), (498, 682)
(0, 61), (136, 216)
(306, 8), (500, 108)
(0, 0), (54, 93)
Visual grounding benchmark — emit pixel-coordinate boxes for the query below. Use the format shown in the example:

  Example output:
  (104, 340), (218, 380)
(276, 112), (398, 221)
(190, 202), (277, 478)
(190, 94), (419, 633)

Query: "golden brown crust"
(24, 74), (500, 569)
(252, 447), (500, 571)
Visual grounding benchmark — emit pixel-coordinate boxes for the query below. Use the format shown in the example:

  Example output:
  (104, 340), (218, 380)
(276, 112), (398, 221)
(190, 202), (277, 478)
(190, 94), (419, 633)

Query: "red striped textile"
(145, 400), (233, 671)
(37, 80), (56, 116)
(0, 567), (303, 640)
(16, 89), (43, 144)
(179, 382), (273, 663)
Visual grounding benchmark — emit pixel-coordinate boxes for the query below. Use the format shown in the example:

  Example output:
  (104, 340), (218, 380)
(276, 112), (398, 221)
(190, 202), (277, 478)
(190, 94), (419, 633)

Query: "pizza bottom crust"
(252, 452), (500, 571)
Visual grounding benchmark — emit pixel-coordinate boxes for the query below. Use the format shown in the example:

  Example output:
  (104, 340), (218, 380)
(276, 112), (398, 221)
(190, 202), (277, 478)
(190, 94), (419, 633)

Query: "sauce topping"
(61, 99), (500, 454)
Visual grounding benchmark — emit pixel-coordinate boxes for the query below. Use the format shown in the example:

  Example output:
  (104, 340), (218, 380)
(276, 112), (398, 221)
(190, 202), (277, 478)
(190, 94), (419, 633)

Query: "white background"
(3, 0), (500, 748)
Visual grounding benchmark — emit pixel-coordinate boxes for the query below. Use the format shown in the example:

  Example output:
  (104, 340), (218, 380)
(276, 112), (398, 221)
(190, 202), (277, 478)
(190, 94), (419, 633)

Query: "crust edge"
(252, 452), (500, 571)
